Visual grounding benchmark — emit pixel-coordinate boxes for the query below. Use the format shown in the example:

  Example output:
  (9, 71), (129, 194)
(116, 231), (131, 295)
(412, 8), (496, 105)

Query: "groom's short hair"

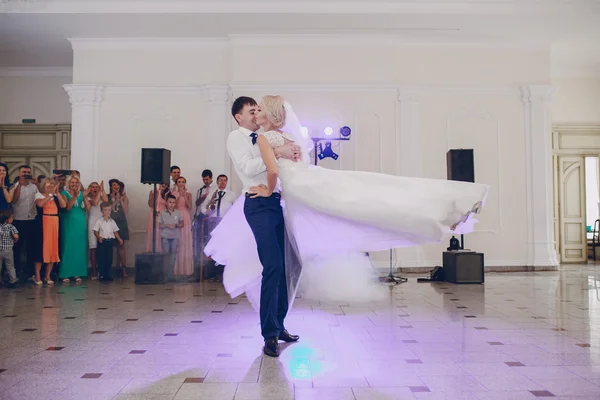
(202, 169), (213, 178)
(231, 96), (257, 119)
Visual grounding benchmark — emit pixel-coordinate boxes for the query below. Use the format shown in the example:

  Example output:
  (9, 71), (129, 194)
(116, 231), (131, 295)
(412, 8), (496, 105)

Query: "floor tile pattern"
(1, 265), (600, 399)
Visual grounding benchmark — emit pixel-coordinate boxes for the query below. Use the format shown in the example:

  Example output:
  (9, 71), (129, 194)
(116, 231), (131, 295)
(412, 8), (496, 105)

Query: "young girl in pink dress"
(146, 183), (169, 252)
(172, 177), (193, 278)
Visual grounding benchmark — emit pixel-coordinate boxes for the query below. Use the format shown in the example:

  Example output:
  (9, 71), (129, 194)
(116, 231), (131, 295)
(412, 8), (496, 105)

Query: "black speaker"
(443, 251), (484, 284)
(447, 149), (474, 183)
(135, 252), (170, 284)
(141, 148), (171, 184)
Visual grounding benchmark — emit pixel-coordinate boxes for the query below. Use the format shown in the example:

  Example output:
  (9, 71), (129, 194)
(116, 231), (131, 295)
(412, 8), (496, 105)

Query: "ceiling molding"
(68, 37), (229, 51)
(67, 35), (548, 51)
(229, 33), (548, 49)
(551, 61), (600, 79)
(0, 67), (72, 77)
(2, 0), (597, 15)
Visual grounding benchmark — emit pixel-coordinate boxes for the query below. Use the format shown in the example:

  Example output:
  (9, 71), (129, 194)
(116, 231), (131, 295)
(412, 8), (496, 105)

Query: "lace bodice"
(261, 130), (286, 149)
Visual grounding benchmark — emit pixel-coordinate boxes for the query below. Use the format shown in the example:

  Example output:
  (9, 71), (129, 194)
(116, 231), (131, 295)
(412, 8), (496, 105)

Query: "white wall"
(64, 39), (557, 269)
(0, 76), (72, 124)
(553, 78), (600, 125)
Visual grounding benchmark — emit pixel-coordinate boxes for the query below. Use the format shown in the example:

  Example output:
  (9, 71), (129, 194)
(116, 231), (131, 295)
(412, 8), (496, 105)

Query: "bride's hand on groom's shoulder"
(248, 184), (271, 198)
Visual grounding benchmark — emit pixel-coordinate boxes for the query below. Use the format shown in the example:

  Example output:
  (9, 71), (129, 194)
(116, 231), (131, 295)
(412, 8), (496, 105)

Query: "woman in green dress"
(59, 175), (91, 282)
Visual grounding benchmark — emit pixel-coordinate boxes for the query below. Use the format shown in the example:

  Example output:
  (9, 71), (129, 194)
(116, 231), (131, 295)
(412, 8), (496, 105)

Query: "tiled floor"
(1, 266), (600, 400)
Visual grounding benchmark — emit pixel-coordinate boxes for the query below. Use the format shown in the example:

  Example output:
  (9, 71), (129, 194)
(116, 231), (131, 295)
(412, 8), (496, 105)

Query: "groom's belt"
(244, 192), (281, 200)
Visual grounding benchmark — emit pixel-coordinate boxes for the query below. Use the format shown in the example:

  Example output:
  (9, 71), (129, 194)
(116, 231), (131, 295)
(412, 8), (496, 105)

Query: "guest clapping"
(59, 175), (90, 283)
(33, 178), (66, 285)
(172, 177), (193, 278)
(0, 163), (13, 210)
(108, 179), (129, 278)
(146, 183), (169, 252)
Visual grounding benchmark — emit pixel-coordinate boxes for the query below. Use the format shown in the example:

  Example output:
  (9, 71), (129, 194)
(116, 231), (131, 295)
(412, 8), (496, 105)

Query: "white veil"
(280, 101), (311, 310)
(283, 102), (311, 165)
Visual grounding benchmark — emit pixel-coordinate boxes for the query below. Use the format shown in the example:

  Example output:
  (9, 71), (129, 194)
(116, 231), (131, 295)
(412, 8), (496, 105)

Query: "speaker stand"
(379, 249), (407, 285)
(152, 183), (157, 253)
(461, 234), (465, 250)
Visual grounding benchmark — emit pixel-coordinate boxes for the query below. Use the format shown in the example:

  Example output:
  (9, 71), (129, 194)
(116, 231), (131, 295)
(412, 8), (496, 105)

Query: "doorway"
(553, 126), (600, 263)
(0, 124), (71, 182)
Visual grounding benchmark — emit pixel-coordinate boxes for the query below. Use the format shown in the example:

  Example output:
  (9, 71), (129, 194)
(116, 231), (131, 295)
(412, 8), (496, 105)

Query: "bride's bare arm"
(257, 135), (279, 195)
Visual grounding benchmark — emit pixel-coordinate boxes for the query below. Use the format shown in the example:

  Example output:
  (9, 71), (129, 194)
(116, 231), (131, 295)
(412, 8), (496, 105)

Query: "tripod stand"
(151, 183), (158, 252)
(379, 249), (407, 285)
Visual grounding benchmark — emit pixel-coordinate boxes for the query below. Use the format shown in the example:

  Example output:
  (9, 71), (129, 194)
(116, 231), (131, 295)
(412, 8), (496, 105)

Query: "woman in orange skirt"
(33, 178), (66, 285)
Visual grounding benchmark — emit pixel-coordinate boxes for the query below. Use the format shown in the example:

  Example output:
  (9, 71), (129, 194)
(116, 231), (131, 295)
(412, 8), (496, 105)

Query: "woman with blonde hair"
(87, 181), (108, 279)
(206, 95), (489, 317)
(59, 174), (90, 282)
(33, 178), (67, 285)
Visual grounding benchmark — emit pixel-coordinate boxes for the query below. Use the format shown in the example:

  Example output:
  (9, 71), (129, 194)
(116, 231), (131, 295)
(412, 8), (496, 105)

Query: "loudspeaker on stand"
(446, 149), (474, 183)
(141, 148), (171, 184)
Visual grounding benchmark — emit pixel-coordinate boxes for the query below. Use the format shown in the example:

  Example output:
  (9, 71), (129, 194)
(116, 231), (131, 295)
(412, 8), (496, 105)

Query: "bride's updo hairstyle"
(261, 95), (286, 128)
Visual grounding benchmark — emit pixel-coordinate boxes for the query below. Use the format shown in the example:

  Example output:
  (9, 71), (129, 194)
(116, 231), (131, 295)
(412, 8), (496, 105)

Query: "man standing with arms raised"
(227, 96), (301, 357)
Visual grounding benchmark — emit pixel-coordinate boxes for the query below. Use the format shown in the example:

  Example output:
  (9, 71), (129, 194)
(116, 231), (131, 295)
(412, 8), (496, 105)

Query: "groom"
(227, 96), (301, 357)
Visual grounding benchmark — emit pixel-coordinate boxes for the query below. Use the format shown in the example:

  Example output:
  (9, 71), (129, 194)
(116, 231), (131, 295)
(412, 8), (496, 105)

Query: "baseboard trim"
(374, 263), (559, 274)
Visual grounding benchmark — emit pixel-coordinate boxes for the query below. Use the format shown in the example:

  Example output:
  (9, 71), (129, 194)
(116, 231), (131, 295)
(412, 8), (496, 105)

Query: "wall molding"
(63, 35), (550, 51)
(103, 85), (206, 95)
(521, 84), (560, 267)
(230, 83), (521, 95)
(4, 0), (590, 15)
(59, 83), (524, 96)
(0, 67), (72, 77)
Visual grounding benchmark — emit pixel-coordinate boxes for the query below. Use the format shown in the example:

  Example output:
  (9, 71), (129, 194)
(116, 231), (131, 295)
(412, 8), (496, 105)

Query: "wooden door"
(558, 156), (587, 263)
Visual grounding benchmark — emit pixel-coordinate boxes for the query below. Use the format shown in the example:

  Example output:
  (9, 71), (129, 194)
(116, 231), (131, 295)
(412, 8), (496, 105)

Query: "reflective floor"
(1, 266), (600, 400)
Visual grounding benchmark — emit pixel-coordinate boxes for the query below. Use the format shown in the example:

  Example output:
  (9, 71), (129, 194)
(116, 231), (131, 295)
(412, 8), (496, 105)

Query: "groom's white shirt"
(227, 126), (273, 195)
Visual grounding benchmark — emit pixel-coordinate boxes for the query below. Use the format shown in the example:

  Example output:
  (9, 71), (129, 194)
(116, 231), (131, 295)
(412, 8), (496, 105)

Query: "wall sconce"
(310, 126), (352, 165)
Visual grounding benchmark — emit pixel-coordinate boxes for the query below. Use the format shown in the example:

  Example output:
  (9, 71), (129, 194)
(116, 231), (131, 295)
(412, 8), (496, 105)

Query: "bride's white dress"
(205, 130), (489, 310)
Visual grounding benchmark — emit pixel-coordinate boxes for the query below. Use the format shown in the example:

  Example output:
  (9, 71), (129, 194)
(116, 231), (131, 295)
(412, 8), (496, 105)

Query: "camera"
(22, 174), (33, 180)
(52, 169), (73, 177)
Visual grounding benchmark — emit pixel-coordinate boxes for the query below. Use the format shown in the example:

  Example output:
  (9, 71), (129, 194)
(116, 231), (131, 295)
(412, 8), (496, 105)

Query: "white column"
(63, 84), (103, 182)
(396, 88), (425, 267)
(521, 85), (560, 268)
(204, 84), (231, 178)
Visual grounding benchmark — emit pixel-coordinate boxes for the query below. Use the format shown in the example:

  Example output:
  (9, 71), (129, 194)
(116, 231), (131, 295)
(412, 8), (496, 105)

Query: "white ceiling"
(0, 0), (599, 69)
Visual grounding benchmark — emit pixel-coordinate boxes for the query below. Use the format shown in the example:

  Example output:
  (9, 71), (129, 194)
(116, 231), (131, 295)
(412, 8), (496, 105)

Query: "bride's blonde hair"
(261, 95), (286, 128)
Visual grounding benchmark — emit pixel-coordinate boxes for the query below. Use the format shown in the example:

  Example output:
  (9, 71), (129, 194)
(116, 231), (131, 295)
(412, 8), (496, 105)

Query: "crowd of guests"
(0, 162), (236, 287)
(146, 166), (235, 281)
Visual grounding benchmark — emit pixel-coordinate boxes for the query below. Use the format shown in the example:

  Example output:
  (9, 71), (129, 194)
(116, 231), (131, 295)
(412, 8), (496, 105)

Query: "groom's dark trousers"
(244, 193), (289, 340)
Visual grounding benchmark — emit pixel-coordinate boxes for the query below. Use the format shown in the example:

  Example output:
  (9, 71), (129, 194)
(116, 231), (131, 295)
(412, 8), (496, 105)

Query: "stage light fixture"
(317, 142), (339, 160)
(310, 125), (352, 165)
(340, 126), (351, 138)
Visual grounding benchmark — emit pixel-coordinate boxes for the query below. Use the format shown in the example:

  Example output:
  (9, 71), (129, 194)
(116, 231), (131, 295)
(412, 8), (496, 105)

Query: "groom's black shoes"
(263, 337), (279, 357)
(279, 330), (300, 343)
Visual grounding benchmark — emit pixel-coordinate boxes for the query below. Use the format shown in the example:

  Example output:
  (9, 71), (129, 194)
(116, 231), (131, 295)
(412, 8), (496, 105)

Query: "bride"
(205, 95), (489, 309)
